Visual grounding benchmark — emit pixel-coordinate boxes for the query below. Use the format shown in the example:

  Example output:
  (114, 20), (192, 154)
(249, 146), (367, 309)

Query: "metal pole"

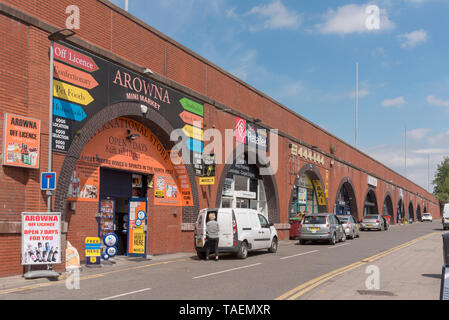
(355, 63), (358, 148)
(47, 40), (54, 212)
(125, 0), (129, 11)
(404, 125), (407, 178)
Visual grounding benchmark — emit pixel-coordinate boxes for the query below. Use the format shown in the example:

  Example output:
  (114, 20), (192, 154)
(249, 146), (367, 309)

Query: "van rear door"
(217, 210), (233, 248)
(195, 209), (207, 248)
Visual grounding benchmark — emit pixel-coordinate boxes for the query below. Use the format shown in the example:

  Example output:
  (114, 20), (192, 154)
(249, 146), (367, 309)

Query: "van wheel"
(237, 242), (248, 259)
(268, 237), (278, 253)
(196, 251), (206, 260)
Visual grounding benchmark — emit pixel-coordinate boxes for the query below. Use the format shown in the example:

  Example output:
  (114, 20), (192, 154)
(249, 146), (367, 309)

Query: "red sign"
(53, 43), (99, 73)
(53, 61), (99, 89)
(235, 117), (246, 143)
(179, 111), (203, 128)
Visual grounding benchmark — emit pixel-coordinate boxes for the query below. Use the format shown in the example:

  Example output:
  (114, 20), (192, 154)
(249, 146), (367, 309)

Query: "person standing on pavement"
(205, 212), (220, 261)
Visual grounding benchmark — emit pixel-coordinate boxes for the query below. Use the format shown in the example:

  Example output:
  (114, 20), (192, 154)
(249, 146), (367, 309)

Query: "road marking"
(192, 263), (262, 280)
(100, 288), (152, 300)
(0, 259), (184, 296)
(280, 250), (318, 260)
(275, 232), (438, 300)
(328, 243), (350, 249)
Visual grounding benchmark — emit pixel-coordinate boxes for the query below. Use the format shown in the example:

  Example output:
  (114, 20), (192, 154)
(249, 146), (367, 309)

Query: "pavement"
(300, 229), (443, 300)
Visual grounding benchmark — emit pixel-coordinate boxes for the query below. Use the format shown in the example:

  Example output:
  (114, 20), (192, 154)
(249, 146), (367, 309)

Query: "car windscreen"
(364, 215), (379, 220)
(337, 216), (349, 221)
(303, 216), (327, 224)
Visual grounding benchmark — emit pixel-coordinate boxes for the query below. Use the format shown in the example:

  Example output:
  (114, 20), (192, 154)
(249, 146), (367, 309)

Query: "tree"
(433, 157), (449, 204)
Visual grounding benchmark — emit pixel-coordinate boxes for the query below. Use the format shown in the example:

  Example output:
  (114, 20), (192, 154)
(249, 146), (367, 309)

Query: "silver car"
(299, 213), (346, 245)
(360, 214), (388, 231)
(336, 215), (360, 239)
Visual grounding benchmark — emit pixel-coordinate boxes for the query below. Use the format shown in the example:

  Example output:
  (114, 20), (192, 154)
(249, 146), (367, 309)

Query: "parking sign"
(41, 172), (56, 190)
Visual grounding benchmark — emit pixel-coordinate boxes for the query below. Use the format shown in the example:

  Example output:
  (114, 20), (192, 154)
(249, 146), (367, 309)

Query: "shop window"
(234, 175), (249, 191)
(221, 197), (233, 208)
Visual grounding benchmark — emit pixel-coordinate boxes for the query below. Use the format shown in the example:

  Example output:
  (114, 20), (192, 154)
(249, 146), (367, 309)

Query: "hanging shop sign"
(325, 170), (329, 199)
(246, 122), (268, 152)
(234, 191), (257, 199)
(3, 113), (40, 169)
(235, 117), (247, 144)
(312, 180), (327, 206)
(21, 212), (61, 265)
(368, 175), (378, 188)
(128, 200), (147, 256)
(51, 41), (204, 169)
(201, 154), (216, 177)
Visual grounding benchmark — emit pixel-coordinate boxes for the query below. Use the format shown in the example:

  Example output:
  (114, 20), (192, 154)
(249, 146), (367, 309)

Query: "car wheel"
(299, 240), (306, 245)
(329, 233), (336, 245)
(237, 241), (248, 259)
(268, 237), (278, 253)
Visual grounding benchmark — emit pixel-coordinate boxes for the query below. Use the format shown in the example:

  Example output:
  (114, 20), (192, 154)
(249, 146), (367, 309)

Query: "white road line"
(192, 263), (262, 280)
(328, 243), (350, 249)
(100, 288), (152, 300)
(280, 250), (318, 260)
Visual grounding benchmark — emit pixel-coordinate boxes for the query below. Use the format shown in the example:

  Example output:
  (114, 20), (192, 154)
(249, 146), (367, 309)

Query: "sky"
(109, 0), (449, 193)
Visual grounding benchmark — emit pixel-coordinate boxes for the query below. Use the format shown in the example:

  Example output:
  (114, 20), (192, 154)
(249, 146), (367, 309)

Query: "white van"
(194, 208), (278, 259)
(443, 204), (449, 230)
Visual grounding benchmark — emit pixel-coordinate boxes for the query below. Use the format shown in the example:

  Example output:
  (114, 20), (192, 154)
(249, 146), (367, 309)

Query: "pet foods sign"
(21, 212), (61, 265)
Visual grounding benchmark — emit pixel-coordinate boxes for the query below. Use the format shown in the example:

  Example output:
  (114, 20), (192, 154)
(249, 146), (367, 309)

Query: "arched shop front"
(289, 164), (327, 219)
(416, 204), (422, 221)
(382, 193), (395, 224)
(216, 147), (280, 223)
(63, 117), (194, 257)
(363, 188), (378, 216)
(408, 202), (415, 223)
(334, 177), (358, 219)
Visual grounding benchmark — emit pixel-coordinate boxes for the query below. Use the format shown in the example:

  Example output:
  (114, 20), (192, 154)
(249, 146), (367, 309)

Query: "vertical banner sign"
(21, 212), (61, 265)
(312, 180), (327, 206)
(3, 114), (41, 168)
(128, 200), (147, 256)
(235, 117), (247, 144)
(325, 170), (329, 199)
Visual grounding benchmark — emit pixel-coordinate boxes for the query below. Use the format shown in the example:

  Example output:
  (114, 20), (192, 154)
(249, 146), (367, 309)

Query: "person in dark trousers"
(205, 212), (220, 261)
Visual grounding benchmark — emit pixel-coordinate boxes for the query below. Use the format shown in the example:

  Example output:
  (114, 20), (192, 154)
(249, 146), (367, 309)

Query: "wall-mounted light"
(140, 104), (148, 115)
(143, 68), (154, 75)
(126, 129), (140, 140)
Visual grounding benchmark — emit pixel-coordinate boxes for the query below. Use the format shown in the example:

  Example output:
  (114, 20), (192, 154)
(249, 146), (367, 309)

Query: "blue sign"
(187, 138), (204, 153)
(53, 98), (87, 122)
(40, 172), (56, 190)
(106, 246), (118, 258)
(103, 233), (118, 247)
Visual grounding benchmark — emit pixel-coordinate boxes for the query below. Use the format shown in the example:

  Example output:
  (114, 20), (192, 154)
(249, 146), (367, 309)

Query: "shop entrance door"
(128, 198), (148, 257)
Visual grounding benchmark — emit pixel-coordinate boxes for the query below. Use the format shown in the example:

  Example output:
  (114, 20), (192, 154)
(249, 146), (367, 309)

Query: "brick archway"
(334, 176), (359, 220)
(287, 163), (329, 214)
(383, 192), (395, 224)
(214, 145), (280, 223)
(54, 101), (200, 223)
(363, 187), (378, 216)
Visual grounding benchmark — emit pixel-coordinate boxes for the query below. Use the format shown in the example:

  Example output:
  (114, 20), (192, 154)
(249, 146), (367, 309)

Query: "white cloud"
(281, 81), (304, 97)
(316, 3), (395, 35)
(248, 1), (300, 31)
(408, 128), (430, 140)
(427, 95), (449, 107)
(381, 96), (405, 107)
(398, 29), (428, 48)
(414, 148), (449, 155)
(348, 88), (370, 98)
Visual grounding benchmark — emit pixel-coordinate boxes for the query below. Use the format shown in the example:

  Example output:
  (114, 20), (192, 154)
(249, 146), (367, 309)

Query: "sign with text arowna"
(21, 212), (61, 265)
(3, 114), (40, 169)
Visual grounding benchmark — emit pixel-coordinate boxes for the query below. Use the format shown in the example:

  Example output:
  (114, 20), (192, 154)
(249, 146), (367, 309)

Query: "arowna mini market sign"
(51, 41), (204, 165)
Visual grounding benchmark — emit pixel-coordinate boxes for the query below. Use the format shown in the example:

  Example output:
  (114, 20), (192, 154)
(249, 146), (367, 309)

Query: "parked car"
(360, 214), (388, 231)
(443, 204), (449, 230)
(194, 208), (278, 259)
(299, 213), (346, 245)
(421, 212), (433, 222)
(336, 215), (360, 239)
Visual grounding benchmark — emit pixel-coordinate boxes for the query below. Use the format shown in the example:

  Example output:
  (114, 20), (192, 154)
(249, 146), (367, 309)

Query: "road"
(0, 220), (443, 300)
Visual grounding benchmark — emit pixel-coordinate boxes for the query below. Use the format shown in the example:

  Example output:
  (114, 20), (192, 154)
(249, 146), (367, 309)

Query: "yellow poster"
(128, 200), (147, 255)
(312, 180), (326, 206)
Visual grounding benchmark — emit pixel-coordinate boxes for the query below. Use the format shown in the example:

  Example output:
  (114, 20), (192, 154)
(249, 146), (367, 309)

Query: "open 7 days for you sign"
(21, 212), (61, 265)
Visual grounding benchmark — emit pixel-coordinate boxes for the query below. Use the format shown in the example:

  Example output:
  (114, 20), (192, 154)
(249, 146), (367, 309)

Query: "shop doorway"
(408, 202), (414, 223)
(397, 199), (405, 223)
(99, 168), (150, 256)
(382, 194), (394, 224)
(334, 178), (358, 220)
(363, 189), (378, 216)
(416, 205), (422, 221)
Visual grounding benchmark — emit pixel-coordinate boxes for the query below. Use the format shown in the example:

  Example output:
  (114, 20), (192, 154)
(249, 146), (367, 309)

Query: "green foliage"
(433, 157), (449, 204)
